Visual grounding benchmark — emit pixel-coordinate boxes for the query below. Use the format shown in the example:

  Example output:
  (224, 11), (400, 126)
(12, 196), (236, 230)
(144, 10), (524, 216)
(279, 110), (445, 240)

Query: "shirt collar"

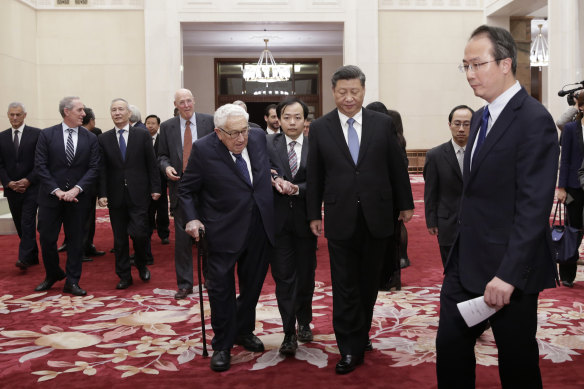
(285, 133), (303, 147)
(451, 139), (465, 153)
(12, 124), (25, 133)
(62, 122), (78, 133)
(486, 80), (521, 125)
(338, 108), (363, 126)
(115, 124), (130, 133)
(180, 114), (195, 128)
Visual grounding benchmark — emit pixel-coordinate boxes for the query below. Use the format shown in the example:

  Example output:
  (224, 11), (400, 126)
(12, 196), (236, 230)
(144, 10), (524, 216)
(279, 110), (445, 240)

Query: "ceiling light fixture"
(530, 22), (549, 68)
(243, 38), (291, 84)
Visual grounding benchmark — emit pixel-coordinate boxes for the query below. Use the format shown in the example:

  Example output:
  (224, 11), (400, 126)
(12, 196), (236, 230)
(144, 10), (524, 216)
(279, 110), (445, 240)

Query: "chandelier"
(243, 39), (291, 83)
(530, 23), (549, 67)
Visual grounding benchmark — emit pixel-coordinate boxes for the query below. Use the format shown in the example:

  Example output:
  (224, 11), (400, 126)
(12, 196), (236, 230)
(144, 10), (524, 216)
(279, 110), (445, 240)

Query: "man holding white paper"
(435, 25), (558, 388)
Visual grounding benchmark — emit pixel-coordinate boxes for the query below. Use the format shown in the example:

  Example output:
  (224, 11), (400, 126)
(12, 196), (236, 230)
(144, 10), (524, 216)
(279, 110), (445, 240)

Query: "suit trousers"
(559, 186), (584, 283)
(109, 189), (150, 281)
(327, 204), (386, 357)
(207, 205), (270, 351)
(148, 182), (169, 240)
(438, 244), (452, 268)
(436, 251), (542, 389)
(38, 198), (91, 284)
(5, 188), (39, 264)
(173, 203), (194, 289)
(83, 196), (97, 253)
(271, 222), (317, 333)
(379, 217), (401, 287)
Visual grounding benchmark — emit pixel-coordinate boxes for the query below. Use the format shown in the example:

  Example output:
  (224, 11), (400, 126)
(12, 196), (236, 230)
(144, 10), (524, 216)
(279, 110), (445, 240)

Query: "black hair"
(331, 65), (366, 88)
(276, 98), (309, 119)
(448, 105), (475, 123)
(470, 25), (517, 76)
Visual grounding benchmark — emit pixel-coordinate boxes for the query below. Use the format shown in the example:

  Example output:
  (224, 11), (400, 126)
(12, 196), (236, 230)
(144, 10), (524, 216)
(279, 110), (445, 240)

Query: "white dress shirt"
(338, 109), (363, 145)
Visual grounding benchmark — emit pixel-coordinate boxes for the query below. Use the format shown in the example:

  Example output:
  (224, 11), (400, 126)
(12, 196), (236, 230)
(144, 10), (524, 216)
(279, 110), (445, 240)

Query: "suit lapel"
(358, 110), (374, 165)
(275, 134), (293, 178)
(327, 110), (355, 165)
(214, 135), (251, 187)
(576, 125), (584, 155)
(444, 141), (462, 181)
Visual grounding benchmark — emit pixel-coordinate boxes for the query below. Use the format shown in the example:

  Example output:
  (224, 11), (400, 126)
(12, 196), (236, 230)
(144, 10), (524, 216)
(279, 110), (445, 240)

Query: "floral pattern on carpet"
(2, 273), (584, 382)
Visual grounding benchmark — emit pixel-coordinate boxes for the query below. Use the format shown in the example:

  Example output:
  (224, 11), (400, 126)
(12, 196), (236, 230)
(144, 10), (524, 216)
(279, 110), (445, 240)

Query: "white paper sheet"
(457, 296), (497, 327)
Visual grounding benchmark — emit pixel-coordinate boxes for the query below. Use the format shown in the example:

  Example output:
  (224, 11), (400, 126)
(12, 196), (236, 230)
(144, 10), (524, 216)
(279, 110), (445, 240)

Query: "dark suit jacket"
(177, 128), (275, 253)
(306, 108), (414, 240)
(456, 87), (558, 294)
(0, 125), (41, 190)
(423, 140), (463, 246)
(266, 133), (311, 236)
(98, 126), (160, 208)
(153, 134), (168, 193)
(558, 120), (583, 189)
(158, 113), (214, 208)
(35, 124), (100, 207)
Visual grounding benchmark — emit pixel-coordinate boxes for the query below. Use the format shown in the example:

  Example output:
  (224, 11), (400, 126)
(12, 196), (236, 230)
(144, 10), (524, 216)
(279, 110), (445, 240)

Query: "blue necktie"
(233, 153), (252, 186)
(474, 106), (490, 155)
(347, 118), (359, 164)
(119, 129), (127, 161)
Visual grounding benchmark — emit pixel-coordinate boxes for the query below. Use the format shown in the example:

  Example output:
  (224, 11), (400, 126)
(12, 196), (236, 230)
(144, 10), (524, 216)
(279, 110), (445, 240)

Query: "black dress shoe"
(161, 238), (170, 245)
(400, 257), (411, 269)
(210, 350), (231, 372)
(138, 267), (151, 282)
(57, 243), (67, 252)
(365, 339), (373, 351)
(86, 246), (105, 257)
(174, 288), (193, 300)
(63, 282), (87, 296)
(35, 274), (66, 291)
(562, 280), (575, 288)
(335, 354), (364, 374)
(116, 279), (133, 289)
(297, 325), (313, 342)
(82, 256), (93, 262)
(15, 260), (29, 270)
(279, 333), (298, 356)
(235, 334), (264, 352)
(110, 248), (116, 253)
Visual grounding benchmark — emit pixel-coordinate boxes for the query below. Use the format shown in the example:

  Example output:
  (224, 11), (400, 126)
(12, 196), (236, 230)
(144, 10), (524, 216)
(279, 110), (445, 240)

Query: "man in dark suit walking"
(178, 103), (274, 372)
(306, 65), (414, 374)
(158, 88), (215, 300)
(34, 96), (100, 296)
(435, 26), (559, 388)
(145, 114), (170, 248)
(424, 105), (474, 267)
(266, 98), (317, 356)
(97, 98), (160, 289)
(0, 102), (41, 270)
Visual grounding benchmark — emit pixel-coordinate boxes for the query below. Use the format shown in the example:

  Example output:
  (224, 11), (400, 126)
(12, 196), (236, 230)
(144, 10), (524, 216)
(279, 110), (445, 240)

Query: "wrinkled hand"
(7, 181), (25, 193)
(98, 197), (108, 207)
(185, 220), (204, 241)
(484, 276), (515, 309)
(556, 188), (567, 203)
(310, 220), (322, 237)
(274, 177), (298, 195)
(61, 187), (80, 202)
(428, 227), (438, 235)
(151, 193), (161, 201)
(399, 209), (414, 223)
(166, 166), (180, 181)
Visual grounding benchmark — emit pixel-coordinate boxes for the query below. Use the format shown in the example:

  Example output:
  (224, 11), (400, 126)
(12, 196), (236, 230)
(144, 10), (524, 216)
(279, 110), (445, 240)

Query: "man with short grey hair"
(34, 96), (100, 296)
(0, 102), (41, 270)
(178, 103), (275, 372)
(129, 104), (147, 130)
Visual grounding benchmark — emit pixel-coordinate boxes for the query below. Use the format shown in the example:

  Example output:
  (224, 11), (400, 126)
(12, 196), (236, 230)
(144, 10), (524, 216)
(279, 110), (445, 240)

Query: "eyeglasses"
(458, 58), (504, 73)
(450, 121), (471, 129)
(218, 127), (249, 139)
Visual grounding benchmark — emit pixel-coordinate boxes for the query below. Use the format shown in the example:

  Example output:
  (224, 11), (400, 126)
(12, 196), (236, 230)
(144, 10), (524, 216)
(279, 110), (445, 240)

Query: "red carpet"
(1, 176), (584, 388)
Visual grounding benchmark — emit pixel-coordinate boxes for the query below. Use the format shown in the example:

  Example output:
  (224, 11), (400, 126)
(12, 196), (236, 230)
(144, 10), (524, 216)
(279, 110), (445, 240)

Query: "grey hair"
(331, 65), (366, 88)
(214, 104), (249, 129)
(59, 96), (80, 118)
(232, 100), (248, 112)
(110, 98), (130, 110)
(128, 104), (141, 122)
(8, 102), (26, 113)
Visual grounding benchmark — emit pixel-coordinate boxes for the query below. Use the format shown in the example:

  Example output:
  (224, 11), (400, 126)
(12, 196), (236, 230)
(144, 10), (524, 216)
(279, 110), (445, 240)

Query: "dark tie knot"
(14, 130), (19, 135)
(119, 129), (125, 135)
(67, 128), (74, 134)
(289, 141), (296, 148)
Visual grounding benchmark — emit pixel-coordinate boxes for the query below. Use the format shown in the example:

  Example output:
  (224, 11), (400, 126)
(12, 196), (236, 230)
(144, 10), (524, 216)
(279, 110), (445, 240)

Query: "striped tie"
(66, 129), (75, 166)
(288, 141), (298, 178)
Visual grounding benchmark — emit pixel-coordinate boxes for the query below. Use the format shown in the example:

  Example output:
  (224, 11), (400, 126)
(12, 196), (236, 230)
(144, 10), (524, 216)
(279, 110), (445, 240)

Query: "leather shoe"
(63, 282), (87, 296)
(82, 256), (93, 262)
(297, 325), (313, 342)
(110, 248), (115, 253)
(146, 256), (154, 266)
(335, 354), (364, 374)
(116, 278), (133, 289)
(57, 243), (67, 252)
(138, 267), (151, 282)
(210, 350), (231, 372)
(35, 274), (66, 291)
(161, 238), (170, 245)
(562, 280), (574, 288)
(235, 334), (264, 352)
(15, 260), (29, 270)
(279, 333), (298, 356)
(86, 246), (105, 257)
(174, 288), (193, 300)
(365, 339), (373, 351)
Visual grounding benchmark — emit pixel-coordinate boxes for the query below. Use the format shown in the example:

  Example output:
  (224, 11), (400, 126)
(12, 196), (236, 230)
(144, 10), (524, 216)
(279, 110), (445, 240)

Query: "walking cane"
(195, 228), (209, 357)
